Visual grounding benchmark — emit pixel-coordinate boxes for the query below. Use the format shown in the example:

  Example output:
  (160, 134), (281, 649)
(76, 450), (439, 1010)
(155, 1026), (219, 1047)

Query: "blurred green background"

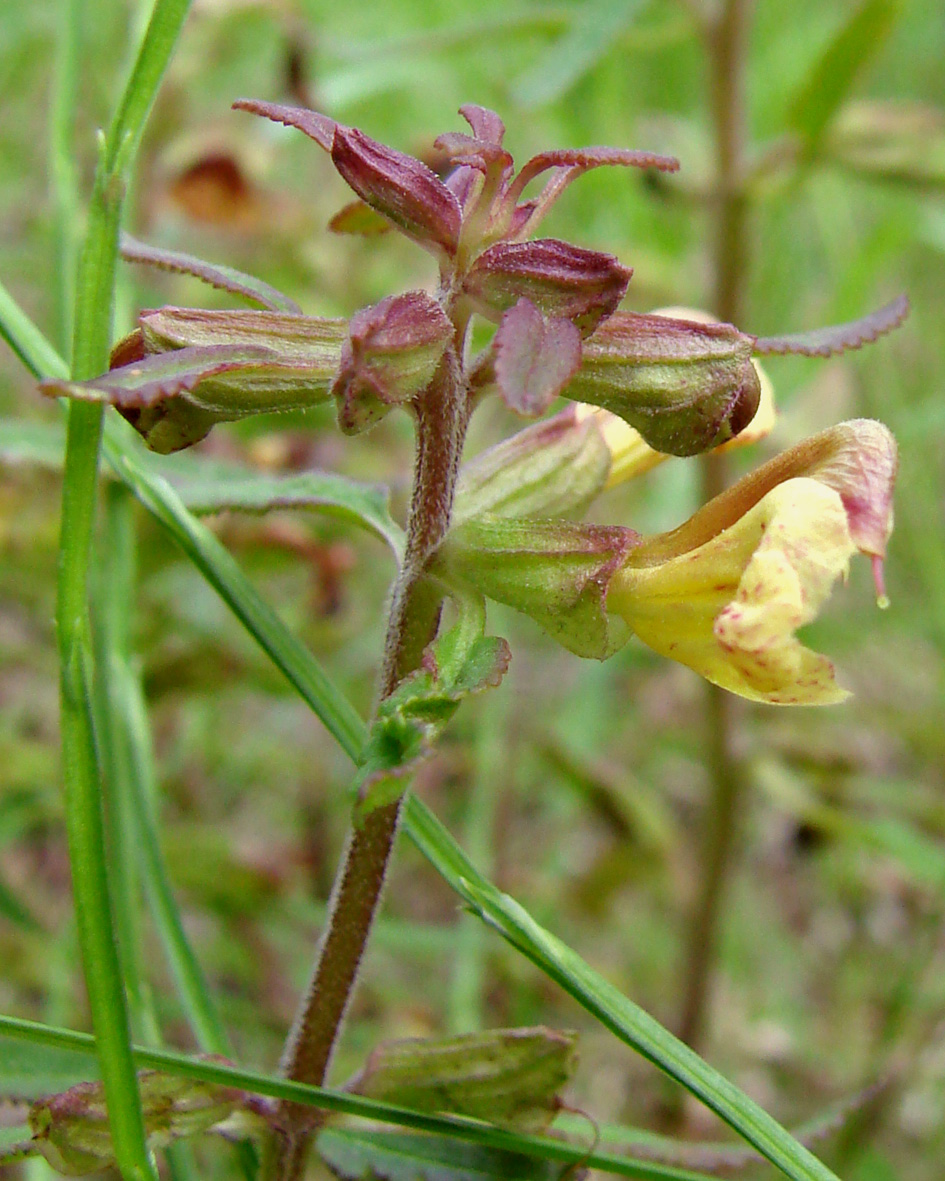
(1, 1), (944, 1178)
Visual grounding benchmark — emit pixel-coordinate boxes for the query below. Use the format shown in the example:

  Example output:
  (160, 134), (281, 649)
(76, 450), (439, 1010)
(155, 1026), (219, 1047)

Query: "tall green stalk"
(54, 2), (192, 1178)
(678, 0), (752, 1060)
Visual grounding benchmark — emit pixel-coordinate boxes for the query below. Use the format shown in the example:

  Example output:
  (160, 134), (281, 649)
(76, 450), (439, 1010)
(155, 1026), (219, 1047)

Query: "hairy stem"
(267, 353), (469, 1180)
(678, 0), (752, 1059)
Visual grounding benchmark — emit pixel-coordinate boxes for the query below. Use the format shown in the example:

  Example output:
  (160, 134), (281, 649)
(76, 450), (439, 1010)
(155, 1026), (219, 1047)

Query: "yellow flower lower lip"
(609, 478), (857, 704)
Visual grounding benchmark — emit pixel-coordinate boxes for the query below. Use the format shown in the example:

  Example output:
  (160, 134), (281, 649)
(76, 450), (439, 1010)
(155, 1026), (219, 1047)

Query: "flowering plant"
(35, 97), (907, 1180)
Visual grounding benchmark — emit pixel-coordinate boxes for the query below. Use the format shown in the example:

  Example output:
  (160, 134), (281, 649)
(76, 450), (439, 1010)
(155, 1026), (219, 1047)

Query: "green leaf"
(786, 0), (903, 148)
(148, 451), (404, 556)
(354, 598), (510, 819)
(0, 420), (403, 557)
(120, 234), (302, 314)
(348, 1028), (577, 1134)
(511, 0), (647, 108)
(103, 427), (368, 761)
(0, 1018), (728, 1181)
(316, 1126), (563, 1181)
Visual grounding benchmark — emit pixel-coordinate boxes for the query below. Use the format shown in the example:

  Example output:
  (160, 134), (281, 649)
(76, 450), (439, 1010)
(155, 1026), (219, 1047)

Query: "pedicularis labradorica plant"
(26, 99), (907, 1181)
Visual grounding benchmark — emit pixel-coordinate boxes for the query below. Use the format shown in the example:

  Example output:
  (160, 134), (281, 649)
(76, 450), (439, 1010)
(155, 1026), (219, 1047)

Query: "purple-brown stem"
(265, 343), (470, 1181)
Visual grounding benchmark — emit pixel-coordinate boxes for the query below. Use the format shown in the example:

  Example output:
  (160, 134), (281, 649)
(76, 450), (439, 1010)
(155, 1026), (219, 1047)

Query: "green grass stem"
(53, 2), (193, 1179)
(0, 1015), (722, 1181)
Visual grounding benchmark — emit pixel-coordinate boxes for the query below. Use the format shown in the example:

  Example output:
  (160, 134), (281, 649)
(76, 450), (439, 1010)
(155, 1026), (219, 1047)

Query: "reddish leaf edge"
(753, 294), (909, 358)
(120, 234), (302, 315)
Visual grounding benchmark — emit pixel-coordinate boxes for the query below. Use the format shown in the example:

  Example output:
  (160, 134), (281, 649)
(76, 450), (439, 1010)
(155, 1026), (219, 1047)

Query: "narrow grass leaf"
(0, 1020), (728, 1181)
(402, 798), (842, 1181)
(786, 0), (902, 149)
(511, 0), (647, 108)
(104, 426), (367, 761)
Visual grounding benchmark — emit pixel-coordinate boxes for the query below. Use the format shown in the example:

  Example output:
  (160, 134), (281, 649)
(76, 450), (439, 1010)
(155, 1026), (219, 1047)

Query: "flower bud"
(234, 100), (462, 259)
(462, 239), (631, 334)
(563, 311), (761, 456)
(454, 405), (611, 523)
(29, 1068), (247, 1175)
(347, 1027), (577, 1134)
(440, 516), (639, 659)
(331, 291), (454, 434)
(41, 310), (348, 453)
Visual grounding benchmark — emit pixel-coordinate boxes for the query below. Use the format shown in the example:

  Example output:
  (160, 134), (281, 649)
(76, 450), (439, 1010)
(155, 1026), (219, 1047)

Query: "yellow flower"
(607, 420), (897, 704)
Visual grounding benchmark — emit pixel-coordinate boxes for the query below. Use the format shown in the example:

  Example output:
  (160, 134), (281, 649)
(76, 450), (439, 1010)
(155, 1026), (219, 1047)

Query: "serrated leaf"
(120, 235), (302, 314)
(752, 295), (908, 357)
(316, 1126), (564, 1181)
(347, 1028), (577, 1135)
(0, 420), (403, 555)
(41, 344), (279, 409)
(786, 0), (902, 148)
(41, 338), (340, 454)
(147, 452), (404, 557)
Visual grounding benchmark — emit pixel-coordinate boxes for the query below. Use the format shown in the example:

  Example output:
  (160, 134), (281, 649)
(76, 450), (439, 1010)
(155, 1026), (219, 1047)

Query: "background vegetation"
(0, 1), (943, 1179)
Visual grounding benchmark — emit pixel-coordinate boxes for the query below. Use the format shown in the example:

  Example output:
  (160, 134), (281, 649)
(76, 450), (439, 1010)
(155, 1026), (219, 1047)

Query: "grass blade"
(54, 2), (193, 1179)
(0, 1017), (727, 1181)
(402, 798), (842, 1181)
